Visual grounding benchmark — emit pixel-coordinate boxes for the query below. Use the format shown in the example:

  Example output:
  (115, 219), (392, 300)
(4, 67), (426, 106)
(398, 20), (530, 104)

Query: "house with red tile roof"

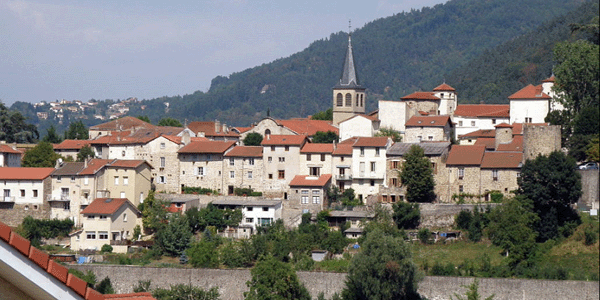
(260, 135), (309, 198)
(54, 140), (92, 161)
(0, 168), (55, 226)
(299, 143), (334, 192)
(350, 137), (393, 203)
(88, 116), (154, 139)
(404, 115), (453, 143)
(223, 146), (264, 195)
(338, 114), (380, 141)
(0, 143), (23, 167)
(480, 152), (523, 199)
(0, 220), (156, 299)
(71, 198), (141, 253)
(442, 145), (486, 202)
(48, 159), (152, 225)
(289, 174), (332, 215)
(182, 120), (240, 141)
(212, 199), (282, 237)
(509, 82), (555, 124)
(332, 143), (353, 191)
(240, 117), (338, 145)
(178, 140), (237, 194)
(453, 104), (509, 140)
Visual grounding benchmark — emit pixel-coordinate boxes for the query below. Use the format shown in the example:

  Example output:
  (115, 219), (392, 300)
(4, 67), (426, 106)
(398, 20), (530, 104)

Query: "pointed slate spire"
(336, 27), (361, 88)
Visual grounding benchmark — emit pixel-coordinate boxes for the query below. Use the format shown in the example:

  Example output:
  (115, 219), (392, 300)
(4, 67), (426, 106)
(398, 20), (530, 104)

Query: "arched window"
(264, 129), (271, 137)
(345, 93), (352, 106)
(360, 94), (364, 107)
(356, 94), (359, 106)
(336, 93), (343, 106)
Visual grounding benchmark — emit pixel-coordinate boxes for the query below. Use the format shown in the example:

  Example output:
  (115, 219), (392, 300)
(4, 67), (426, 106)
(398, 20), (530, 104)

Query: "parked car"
(579, 162), (599, 170)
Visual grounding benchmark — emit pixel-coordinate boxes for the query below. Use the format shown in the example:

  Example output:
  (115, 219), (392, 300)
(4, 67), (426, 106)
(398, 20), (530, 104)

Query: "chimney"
(223, 123), (227, 133)
(215, 120), (221, 133)
(182, 131), (191, 145)
(84, 158), (88, 168)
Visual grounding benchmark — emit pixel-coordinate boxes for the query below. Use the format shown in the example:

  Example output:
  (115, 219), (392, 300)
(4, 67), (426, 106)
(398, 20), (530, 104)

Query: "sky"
(0, 0), (447, 105)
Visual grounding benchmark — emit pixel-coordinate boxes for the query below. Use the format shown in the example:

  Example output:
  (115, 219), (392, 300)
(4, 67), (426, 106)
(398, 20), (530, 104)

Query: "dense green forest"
(9, 0), (588, 129)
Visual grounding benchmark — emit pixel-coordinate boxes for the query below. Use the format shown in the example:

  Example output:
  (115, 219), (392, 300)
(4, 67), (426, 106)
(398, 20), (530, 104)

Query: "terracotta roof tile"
(186, 121), (239, 137)
(224, 146), (263, 157)
(275, 118), (338, 136)
(90, 116), (154, 131)
(53, 139), (91, 150)
(497, 136), (523, 152)
(47, 259), (68, 283)
(81, 198), (139, 215)
(508, 84), (551, 100)
(0, 144), (21, 154)
(109, 160), (147, 169)
(104, 292), (156, 299)
(9, 232), (31, 256)
(332, 144), (353, 155)
(289, 174), (332, 187)
(301, 143), (334, 153)
(261, 135), (308, 146)
(178, 140), (236, 154)
(233, 126), (252, 134)
(0, 221), (10, 241)
(28, 246), (50, 270)
(353, 137), (389, 147)
(454, 104), (510, 118)
(405, 115), (451, 127)
(433, 83), (456, 91)
(67, 273), (88, 297)
(162, 135), (183, 144)
(481, 152), (523, 168)
(458, 129), (496, 139)
(86, 288), (105, 300)
(474, 138), (496, 150)
(542, 75), (555, 83)
(0, 167), (55, 180)
(446, 145), (485, 166)
(79, 159), (113, 175)
(400, 91), (440, 100)
(495, 123), (513, 128)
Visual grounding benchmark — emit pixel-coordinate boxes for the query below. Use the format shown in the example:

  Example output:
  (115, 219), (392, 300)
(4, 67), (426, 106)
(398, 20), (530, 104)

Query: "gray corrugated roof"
(212, 199), (282, 207)
(51, 162), (85, 176)
(387, 142), (451, 156)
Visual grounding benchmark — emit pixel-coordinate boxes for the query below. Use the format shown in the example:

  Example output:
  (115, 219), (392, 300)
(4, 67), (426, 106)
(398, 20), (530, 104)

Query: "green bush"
(181, 186), (217, 195)
(101, 244), (113, 253)
(418, 228), (433, 244)
(233, 187), (262, 196)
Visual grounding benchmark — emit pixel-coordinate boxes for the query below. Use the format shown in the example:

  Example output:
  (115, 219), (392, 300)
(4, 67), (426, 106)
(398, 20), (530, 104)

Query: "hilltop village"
(0, 33), (582, 250)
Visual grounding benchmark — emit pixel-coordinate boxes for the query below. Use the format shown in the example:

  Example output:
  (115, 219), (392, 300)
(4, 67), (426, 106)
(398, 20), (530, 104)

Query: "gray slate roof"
(51, 162), (85, 176)
(334, 34), (363, 89)
(387, 142), (451, 157)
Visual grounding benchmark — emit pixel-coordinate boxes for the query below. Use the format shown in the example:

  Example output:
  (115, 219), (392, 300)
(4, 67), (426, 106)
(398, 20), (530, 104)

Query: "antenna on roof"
(348, 19), (352, 34)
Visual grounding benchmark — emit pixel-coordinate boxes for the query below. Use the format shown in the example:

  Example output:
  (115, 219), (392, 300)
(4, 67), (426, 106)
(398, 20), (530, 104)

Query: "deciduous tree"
(65, 120), (89, 140)
(392, 202), (420, 230)
(157, 117), (183, 127)
(22, 141), (62, 167)
(312, 131), (339, 144)
(77, 145), (95, 162)
(400, 145), (435, 202)
(245, 255), (311, 300)
(242, 132), (263, 146)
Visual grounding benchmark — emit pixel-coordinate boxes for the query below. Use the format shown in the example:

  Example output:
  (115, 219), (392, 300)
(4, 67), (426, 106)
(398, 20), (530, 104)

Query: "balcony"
(335, 174), (353, 181)
(1, 196), (15, 202)
(47, 195), (70, 202)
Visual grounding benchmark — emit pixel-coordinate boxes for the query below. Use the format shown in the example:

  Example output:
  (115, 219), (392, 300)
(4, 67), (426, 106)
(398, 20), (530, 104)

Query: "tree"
(311, 108), (333, 121)
(376, 127), (402, 142)
(154, 214), (192, 257)
(138, 191), (168, 234)
(312, 131), (339, 144)
(400, 145), (435, 202)
(152, 284), (220, 300)
(245, 255), (311, 300)
(0, 102), (39, 143)
(486, 196), (538, 267)
(517, 151), (582, 241)
(451, 279), (494, 300)
(22, 141), (62, 167)
(243, 132), (263, 146)
(187, 237), (220, 268)
(77, 145), (95, 162)
(586, 137), (599, 162)
(42, 125), (63, 143)
(392, 202), (420, 230)
(65, 120), (89, 140)
(157, 117), (183, 127)
(137, 115), (151, 123)
(95, 276), (115, 294)
(341, 229), (422, 300)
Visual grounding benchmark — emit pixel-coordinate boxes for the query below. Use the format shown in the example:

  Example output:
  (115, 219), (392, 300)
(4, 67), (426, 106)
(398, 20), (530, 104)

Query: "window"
(84, 177), (89, 185)
(246, 218), (254, 223)
(271, 146), (275, 151)
(98, 232), (109, 240)
(123, 213), (128, 222)
(160, 142), (166, 149)
(356, 94), (359, 106)
(312, 196), (320, 204)
(370, 162), (376, 172)
(279, 157), (285, 162)
(431, 162), (437, 174)
(390, 178), (398, 187)
(120, 191), (125, 198)
(359, 162), (365, 176)
(492, 169), (499, 181)
(123, 176), (129, 185)
(278, 170), (285, 179)
(301, 190), (309, 194)
(321, 154), (325, 161)
(428, 136), (433, 141)
(87, 215), (95, 220)
(63, 202), (70, 210)
(310, 167), (320, 176)
(492, 119), (496, 124)
(158, 176), (166, 184)
(229, 158), (234, 166)
(160, 157), (166, 168)
(259, 218), (273, 226)
(360, 147), (365, 156)
(458, 168), (464, 180)
(301, 196), (309, 204)
(336, 93), (343, 106)
(230, 171), (235, 178)
(516, 172), (521, 178)
(417, 136), (422, 142)
(247, 207), (253, 211)
(262, 207), (269, 212)
(57, 176), (62, 182)
(370, 180), (375, 186)
(391, 161), (399, 169)
(312, 190), (320, 195)
(458, 121), (463, 127)
(375, 148), (380, 156)
(471, 121), (476, 126)
(307, 154), (311, 161)
(71, 176), (75, 182)
(285, 146), (289, 152)
(345, 93), (352, 106)
(248, 158), (255, 165)
(20, 190), (25, 197)
(99, 215), (107, 220)
(86, 232), (96, 240)
(525, 117), (532, 123)
(248, 171), (253, 179)
(268, 157), (272, 163)
(268, 173), (273, 179)
(32, 190), (38, 198)
(459, 185), (464, 193)
(114, 176), (119, 185)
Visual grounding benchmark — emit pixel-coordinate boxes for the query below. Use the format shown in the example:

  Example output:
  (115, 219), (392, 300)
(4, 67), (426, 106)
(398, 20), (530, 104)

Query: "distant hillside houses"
(0, 32), (581, 237)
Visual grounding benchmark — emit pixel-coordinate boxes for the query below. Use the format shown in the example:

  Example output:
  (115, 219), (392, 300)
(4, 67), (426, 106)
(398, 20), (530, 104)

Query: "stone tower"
(332, 32), (366, 126)
(522, 124), (561, 162)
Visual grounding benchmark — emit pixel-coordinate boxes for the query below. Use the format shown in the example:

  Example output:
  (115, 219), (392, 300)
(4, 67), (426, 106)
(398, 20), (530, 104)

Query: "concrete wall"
(70, 265), (599, 300)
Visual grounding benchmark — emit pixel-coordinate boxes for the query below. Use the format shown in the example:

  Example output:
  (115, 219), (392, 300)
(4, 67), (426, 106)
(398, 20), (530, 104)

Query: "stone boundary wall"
(419, 203), (501, 228)
(0, 203), (50, 227)
(578, 169), (599, 210)
(70, 265), (599, 300)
